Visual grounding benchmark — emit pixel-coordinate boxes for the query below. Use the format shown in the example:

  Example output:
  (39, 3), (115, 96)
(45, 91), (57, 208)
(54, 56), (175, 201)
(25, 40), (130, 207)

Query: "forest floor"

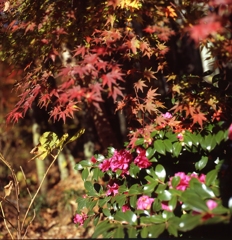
(0, 142), (94, 239)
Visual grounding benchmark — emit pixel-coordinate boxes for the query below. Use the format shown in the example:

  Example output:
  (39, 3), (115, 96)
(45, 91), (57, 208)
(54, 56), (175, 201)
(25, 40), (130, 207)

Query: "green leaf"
(93, 215), (100, 226)
(84, 181), (98, 196)
(172, 142), (182, 157)
(78, 160), (91, 167)
(169, 195), (177, 211)
(167, 223), (178, 237)
(114, 226), (125, 238)
(147, 224), (165, 238)
(155, 183), (167, 194)
(128, 184), (142, 195)
(135, 138), (144, 146)
(158, 190), (172, 201)
(146, 147), (156, 159)
(129, 195), (137, 208)
(129, 163), (140, 177)
(141, 227), (148, 238)
(103, 208), (111, 217)
(171, 176), (180, 188)
(206, 169), (218, 186)
(215, 130), (225, 144)
(128, 227), (137, 238)
(178, 214), (202, 232)
(77, 197), (87, 211)
(74, 163), (83, 170)
(81, 168), (89, 181)
(191, 133), (200, 146)
(92, 221), (112, 238)
(143, 181), (158, 194)
(163, 139), (173, 153)
(141, 215), (165, 224)
(99, 197), (111, 208)
(181, 191), (208, 212)
(204, 134), (217, 151)
(92, 167), (104, 181)
(154, 140), (166, 155)
(195, 156), (208, 171)
(184, 134), (193, 148)
(114, 211), (137, 225)
(113, 194), (127, 207)
(155, 164), (166, 181)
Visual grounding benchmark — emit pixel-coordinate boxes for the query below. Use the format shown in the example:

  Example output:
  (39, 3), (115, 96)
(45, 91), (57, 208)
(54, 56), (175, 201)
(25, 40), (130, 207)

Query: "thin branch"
(0, 202), (13, 240)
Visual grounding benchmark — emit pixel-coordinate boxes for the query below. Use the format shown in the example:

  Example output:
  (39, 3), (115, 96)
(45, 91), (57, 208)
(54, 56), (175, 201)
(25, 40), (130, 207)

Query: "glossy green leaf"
(155, 183), (167, 194)
(181, 191), (208, 212)
(215, 130), (225, 144)
(147, 224), (165, 238)
(130, 195), (137, 208)
(178, 214), (202, 232)
(78, 160), (91, 167)
(146, 147), (156, 159)
(92, 221), (112, 238)
(81, 168), (89, 181)
(155, 164), (166, 181)
(195, 156), (208, 171)
(163, 139), (173, 153)
(129, 163), (140, 177)
(191, 133), (200, 146)
(171, 176), (180, 188)
(158, 190), (172, 201)
(143, 181), (158, 194)
(167, 223), (178, 237)
(184, 135), (193, 148)
(87, 199), (98, 210)
(206, 169), (218, 186)
(92, 167), (104, 181)
(154, 140), (166, 155)
(169, 195), (178, 211)
(172, 142), (182, 157)
(114, 211), (137, 225)
(141, 214), (165, 224)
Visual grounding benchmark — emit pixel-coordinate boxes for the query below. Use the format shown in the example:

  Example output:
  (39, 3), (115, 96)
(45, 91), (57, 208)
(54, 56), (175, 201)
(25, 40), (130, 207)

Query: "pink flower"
(73, 213), (88, 226)
(137, 195), (154, 210)
(109, 149), (133, 174)
(162, 112), (172, 119)
(169, 172), (206, 191)
(134, 148), (152, 168)
(228, 124), (232, 140)
(161, 201), (172, 212)
(99, 159), (111, 171)
(106, 182), (119, 196)
(177, 133), (184, 141)
(122, 205), (130, 212)
(206, 200), (218, 210)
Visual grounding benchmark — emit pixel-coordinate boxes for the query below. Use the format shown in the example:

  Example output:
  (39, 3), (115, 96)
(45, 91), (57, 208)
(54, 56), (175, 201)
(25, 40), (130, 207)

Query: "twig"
(21, 149), (62, 231)
(0, 202), (13, 239)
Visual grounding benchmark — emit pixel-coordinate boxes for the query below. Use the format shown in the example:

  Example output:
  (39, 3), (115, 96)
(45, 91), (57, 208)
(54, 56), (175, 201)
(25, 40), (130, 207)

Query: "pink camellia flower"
(134, 148), (152, 168)
(177, 133), (184, 141)
(169, 172), (206, 191)
(73, 212), (88, 226)
(228, 124), (232, 140)
(99, 159), (111, 172)
(106, 182), (119, 196)
(161, 201), (172, 212)
(137, 195), (154, 210)
(162, 112), (172, 119)
(122, 205), (130, 212)
(109, 149), (133, 174)
(206, 199), (218, 210)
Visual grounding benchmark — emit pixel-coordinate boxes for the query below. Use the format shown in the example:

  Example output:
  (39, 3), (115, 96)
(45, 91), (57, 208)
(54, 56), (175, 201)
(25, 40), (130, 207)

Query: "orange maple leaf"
(191, 107), (207, 128)
(134, 79), (148, 93)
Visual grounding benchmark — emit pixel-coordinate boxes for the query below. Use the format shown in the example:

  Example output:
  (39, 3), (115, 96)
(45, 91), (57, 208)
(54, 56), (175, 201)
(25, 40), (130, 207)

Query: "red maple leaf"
(191, 107), (207, 128)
